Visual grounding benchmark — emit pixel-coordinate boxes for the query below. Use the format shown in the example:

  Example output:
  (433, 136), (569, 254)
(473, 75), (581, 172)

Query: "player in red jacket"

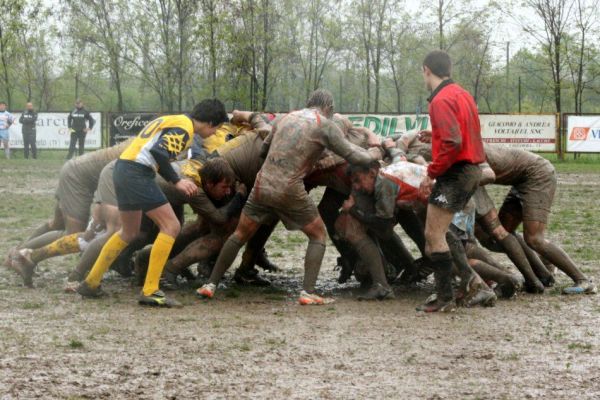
(417, 50), (486, 312)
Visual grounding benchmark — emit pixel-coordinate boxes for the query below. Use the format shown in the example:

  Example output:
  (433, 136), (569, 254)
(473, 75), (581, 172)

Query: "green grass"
(68, 339), (84, 349)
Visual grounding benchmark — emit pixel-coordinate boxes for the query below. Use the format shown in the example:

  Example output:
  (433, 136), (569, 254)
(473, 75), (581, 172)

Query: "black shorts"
(113, 159), (168, 212)
(429, 162), (481, 213)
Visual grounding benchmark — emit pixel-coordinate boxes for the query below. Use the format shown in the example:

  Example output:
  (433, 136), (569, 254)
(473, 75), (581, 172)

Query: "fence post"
(557, 113), (564, 160)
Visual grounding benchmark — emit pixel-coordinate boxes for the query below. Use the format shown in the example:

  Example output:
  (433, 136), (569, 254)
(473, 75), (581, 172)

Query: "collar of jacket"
(427, 78), (454, 103)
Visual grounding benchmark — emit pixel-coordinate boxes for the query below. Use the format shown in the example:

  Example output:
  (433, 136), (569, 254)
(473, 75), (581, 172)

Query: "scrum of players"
(3, 51), (596, 312)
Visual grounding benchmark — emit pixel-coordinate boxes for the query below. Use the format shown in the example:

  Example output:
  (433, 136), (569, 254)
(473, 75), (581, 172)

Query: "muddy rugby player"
(197, 89), (380, 305)
(77, 99), (229, 307)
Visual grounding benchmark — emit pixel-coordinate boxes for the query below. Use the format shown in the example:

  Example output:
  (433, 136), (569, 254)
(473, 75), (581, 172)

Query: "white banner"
(7, 112), (102, 149)
(566, 115), (600, 153)
(347, 113), (556, 151)
(479, 114), (556, 151)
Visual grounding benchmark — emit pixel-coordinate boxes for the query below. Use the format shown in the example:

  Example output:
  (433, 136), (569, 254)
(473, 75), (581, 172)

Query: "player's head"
(200, 157), (235, 200)
(75, 99), (83, 108)
(26, 102), (33, 111)
(347, 161), (380, 194)
(422, 50), (452, 91)
(190, 99), (229, 139)
(306, 89), (335, 118)
(0, 102), (6, 111)
(332, 113), (353, 135)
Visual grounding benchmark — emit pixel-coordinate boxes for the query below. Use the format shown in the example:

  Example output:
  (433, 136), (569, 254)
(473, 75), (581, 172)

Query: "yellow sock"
(32, 233), (81, 263)
(85, 233), (128, 288)
(142, 232), (175, 296)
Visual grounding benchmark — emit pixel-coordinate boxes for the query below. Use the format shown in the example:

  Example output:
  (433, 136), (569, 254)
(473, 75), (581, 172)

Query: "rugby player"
(77, 99), (228, 307)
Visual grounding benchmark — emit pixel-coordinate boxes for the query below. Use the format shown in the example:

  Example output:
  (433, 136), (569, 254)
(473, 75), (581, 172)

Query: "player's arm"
(479, 162), (496, 185)
(188, 189), (242, 226)
(85, 110), (95, 129)
(18, 113), (24, 124)
(322, 120), (377, 166)
(67, 111), (73, 129)
(343, 195), (395, 239)
(150, 128), (191, 184)
(426, 98), (462, 178)
(250, 112), (273, 139)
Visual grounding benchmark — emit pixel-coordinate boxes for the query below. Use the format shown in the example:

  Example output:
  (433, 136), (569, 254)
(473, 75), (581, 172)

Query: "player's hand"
(418, 175), (434, 201)
(175, 179), (198, 197)
(236, 182), (247, 197)
(418, 130), (432, 143)
(316, 155), (337, 170)
(366, 132), (381, 148)
(341, 195), (355, 212)
(232, 110), (252, 124)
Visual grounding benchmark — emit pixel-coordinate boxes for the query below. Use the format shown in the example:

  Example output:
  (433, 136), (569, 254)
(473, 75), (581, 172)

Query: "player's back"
(258, 109), (327, 196)
(484, 143), (548, 185)
(120, 114), (194, 170)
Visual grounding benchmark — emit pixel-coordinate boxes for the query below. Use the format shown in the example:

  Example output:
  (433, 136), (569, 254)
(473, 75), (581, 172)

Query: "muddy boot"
(180, 266), (197, 282)
(160, 269), (180, 291)
(523, 279), (545, 294)
(77, 281), (108, 298)
(458, 274), (497, 308)
(539, 274), (555, 288)
(10, 248), (36, 288)
(562, 280), (597, 295)
(256, 249), (279, 272)
(494, 275), (521, 299)
(357, 283), (395, 301)
(234, 267), (271, 287)
(416, 253), (456, 313)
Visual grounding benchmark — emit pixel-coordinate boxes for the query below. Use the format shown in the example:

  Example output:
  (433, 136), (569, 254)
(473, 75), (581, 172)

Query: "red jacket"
(427, 80), (484, 178)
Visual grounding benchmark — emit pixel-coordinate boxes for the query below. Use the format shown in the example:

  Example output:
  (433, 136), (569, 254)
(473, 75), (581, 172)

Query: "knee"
(162, 219), (181, 238)
(524, 232), (545, 251)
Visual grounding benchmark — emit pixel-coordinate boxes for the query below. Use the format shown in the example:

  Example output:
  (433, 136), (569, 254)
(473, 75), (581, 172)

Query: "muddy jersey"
(484, 143), (553, 186)
(396, 131), (432, 162)
(63, 139), (131, 195)
(120, 114), (194, 183)
(217, 131), (264, 189)
(253, 108), (375, 204)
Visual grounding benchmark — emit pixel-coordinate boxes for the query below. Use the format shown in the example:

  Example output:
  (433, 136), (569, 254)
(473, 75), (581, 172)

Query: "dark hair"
(0, 102), (6, 106)
(346, 160), (380, 177)
(423, 50), (452, 78)
(191, 99), (229, 126)
(200, 157), (235, 185)
(306, 89), (334, 109)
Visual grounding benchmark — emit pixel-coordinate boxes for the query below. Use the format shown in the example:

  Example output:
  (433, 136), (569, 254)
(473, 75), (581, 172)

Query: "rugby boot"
(539, 274), (555, 288)
(416, 264), (455, 313)
(256, 249), (280, 272)
(11, 248), (36, 288)
(160, 269), (180, 291)
(64, 279), (80, 293)
(357, 283), (395, 301)
(138, 290), (182, 308)
(298, 290), (335, 305)
(196, 283), (216, 299)
(415, 293), (456, 313)
(234, 268), (271, 287)
(523, 279), (545, 294)
(494, 275), (521, 299)
(562, 280), (597, 295)
(458, 274), (497, 308)
(76, 281), (108, 298)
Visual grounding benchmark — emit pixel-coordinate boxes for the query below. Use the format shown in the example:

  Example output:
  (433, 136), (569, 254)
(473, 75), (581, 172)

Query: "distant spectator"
(0, 102), (15, 159)
(19, 102), (38, 159)
(67, 99), (95, 159)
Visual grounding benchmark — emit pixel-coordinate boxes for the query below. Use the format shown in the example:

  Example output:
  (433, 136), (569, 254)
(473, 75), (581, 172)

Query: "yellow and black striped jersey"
(120, 114), (195, 183)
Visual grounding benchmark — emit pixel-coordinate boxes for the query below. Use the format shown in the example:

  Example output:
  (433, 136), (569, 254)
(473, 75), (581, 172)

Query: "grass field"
(0, 153), (599, 399)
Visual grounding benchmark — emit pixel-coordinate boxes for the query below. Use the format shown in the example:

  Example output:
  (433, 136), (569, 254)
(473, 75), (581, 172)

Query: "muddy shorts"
(93, 161), (118, 206)
(243, 190), (318, 230)
(56, 161), (94, 222)
(499, 160), (556, 224)
(113, 159), (168, 212)
(429, 162), (481, 213)
(473, 186), (495, 218)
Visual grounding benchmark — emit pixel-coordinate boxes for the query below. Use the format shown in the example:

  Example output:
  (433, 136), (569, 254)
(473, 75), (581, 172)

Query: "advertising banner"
(108, 113), (160, 145)
(566, 115), (600, 153)
(348, 113), (556, 151)
(8, 112), (102, 149)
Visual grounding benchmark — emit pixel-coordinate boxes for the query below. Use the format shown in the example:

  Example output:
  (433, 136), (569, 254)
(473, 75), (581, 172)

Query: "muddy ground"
(0, 158), (599, 399)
